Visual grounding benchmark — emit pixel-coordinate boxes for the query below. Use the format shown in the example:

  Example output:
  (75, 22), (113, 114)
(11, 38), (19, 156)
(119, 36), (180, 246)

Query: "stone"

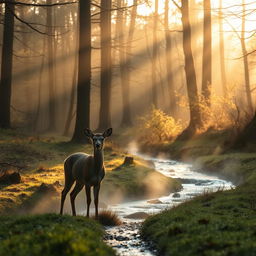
(172, 193), (181, 198)
(147, 199), (162, 204)
(125, 212), (149, 219)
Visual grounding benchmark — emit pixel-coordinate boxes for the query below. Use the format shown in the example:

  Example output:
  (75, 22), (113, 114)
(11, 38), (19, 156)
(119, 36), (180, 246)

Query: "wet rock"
(195, 181), (213, 186)
(115, 236), (129, 241)
(176, 178), (212, 184)
(172, 193), (181, 198)
(125, 212), (149, 219)
(147, 199), (162, 204)
(168, 169), (175, 173)
(0, 170), (21, 185)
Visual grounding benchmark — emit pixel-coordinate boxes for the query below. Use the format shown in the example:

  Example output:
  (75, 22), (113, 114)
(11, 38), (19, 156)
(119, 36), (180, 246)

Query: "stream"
(104, 152), (234, 256)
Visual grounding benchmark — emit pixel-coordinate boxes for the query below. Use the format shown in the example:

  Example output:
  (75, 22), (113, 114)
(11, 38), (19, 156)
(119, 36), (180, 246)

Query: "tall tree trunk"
(34, 36), (46, 132)
(234, 112), (256, 147)
(241, 0), (253, 113)
(123, 0), (137, 126)
(71, 0), (91, 143)
(64, 30), (78, 136)
(0, 0), (14, 128)
(46, 0), (56, 131)
(152, 0), (158, 107)
(98, 0), (112, 130)
(218, 0), (227, 97)
(164, 0), (177, 116)
(179, 0), (202, 138)
(201, 0), (212, 107)
(118, 0), (137, 127)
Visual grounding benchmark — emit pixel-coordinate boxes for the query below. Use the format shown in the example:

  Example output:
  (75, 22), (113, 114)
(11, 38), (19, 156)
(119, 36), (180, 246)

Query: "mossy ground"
(142, 131), (256, 256)
(0, 213), (115, 256)
(0, 128), (180, 214)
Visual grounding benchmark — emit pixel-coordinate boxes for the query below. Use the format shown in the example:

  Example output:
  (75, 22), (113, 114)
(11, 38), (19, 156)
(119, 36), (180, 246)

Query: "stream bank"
(103, 152), (233, 256)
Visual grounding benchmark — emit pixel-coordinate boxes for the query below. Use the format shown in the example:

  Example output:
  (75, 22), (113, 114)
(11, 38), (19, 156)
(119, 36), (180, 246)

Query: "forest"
(0, 0), (256, 255)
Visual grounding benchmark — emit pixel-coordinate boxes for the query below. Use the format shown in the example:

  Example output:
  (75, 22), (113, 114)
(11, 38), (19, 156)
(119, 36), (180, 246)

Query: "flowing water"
(104, 152), (234, 256)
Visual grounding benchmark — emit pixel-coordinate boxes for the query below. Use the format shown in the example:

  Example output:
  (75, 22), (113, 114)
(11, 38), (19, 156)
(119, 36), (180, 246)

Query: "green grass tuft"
(0, 214), (115, 256)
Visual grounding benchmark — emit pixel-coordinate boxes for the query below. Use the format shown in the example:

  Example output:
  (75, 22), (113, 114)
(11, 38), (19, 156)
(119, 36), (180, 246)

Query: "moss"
(142, 183), (256, 256)
(102, 159), (182, 201)
(0, 214), (114, 256)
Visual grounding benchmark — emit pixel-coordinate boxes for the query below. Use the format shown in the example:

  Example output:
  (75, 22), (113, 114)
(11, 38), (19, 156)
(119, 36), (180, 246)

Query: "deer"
(60, 128), (112, 218)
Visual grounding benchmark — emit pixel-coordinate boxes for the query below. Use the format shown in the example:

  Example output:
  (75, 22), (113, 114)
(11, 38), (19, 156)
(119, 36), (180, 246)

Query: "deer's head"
(84, 128), (112, 151)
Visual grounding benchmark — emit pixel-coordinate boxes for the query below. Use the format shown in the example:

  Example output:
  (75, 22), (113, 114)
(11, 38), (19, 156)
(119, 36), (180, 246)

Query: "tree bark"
(46, 0), (56, 131)
(151, 0), (158, 107)
(117, 0), (137, 127)
(98, 0), (112, 130)
(201, 0), (212, 107)
(234, 112), (256, 148)
(218, 0), (227, 97)
(164, 0), (177, 116)
(241, 0), (253, 113)
(0, 0), (15, 128)
(71, 0), (91, 143)
(178, 0), (202, 139)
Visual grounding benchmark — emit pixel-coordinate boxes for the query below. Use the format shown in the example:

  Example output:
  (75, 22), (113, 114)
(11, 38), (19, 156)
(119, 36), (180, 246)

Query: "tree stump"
(123, 156), (134, 166)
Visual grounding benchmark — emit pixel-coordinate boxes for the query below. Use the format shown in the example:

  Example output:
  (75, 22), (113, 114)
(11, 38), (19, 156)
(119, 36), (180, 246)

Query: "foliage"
(177, 89), (251, 132)
(142, 149), (256, 256)
(0, 214), (115, 256)
(138, 107), (183, 145)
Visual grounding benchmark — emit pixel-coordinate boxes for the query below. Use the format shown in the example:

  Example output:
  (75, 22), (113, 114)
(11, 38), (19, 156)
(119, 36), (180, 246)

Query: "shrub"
(138, 107), (183, 145)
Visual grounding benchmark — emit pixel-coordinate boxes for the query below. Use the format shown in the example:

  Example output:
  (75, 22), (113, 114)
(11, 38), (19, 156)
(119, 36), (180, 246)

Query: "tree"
(201, 0), (212, 107)
(0, 0), (15, 128)
(71, 0), (91, 143)
(116, 0), (137, 127)
(218, 0), (227, 97)
(46, 0), (57, 131)
(241, 0), (253, 113)
(178, 0), (202, 138)
(151, 0), (159, 107)
(164, 0), (177, 116)
(98, 0), (112, 130)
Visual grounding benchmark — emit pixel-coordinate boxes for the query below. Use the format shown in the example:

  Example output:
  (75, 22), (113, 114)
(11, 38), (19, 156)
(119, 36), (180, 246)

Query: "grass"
(141, 130), (256, 256)
(0, 214), (115, 256)
(97, 210), (122, 226)
(0, 129), (181, 214)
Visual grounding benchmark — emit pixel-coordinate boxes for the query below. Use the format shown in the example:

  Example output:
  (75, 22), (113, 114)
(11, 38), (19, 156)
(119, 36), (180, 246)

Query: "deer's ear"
(103, 128), (112, 138)
(84, 128), (93, 138)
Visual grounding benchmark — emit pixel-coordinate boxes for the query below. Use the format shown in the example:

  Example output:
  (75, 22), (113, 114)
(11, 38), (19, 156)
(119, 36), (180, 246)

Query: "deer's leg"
(60, 180), (74, 215)
(93, 185), (100, 219)
(85, 185), (91, 218)
(70, 182), (84, 216)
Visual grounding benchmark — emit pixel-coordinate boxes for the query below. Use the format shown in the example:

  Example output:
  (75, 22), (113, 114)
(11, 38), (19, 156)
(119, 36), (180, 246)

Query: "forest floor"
(141, 130), (256, 255)
(0, 128), (181, 256)
(0, 128), (181, 215)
